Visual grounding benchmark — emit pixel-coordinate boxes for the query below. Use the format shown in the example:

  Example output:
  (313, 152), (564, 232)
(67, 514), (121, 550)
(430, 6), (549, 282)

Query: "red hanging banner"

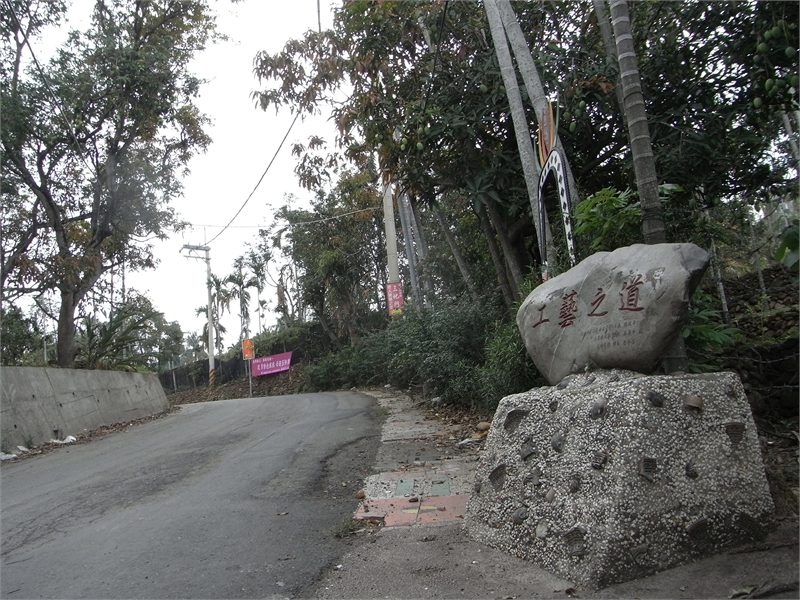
(386, 281), (404, 316)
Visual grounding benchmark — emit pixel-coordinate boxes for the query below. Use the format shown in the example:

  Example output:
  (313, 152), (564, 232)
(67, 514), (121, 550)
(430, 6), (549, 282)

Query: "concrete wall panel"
(1, 367), (168, 451)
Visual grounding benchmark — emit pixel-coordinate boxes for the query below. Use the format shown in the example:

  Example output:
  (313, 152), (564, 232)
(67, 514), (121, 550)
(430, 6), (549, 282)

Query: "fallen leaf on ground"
(730, 585), (759, 598)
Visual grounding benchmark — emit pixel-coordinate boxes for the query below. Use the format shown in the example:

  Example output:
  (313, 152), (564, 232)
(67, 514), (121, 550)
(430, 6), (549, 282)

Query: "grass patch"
(331, 517), (364, 538)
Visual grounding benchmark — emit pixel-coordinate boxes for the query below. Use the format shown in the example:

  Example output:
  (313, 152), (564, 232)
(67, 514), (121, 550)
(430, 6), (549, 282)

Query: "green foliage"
(476, 319), (545, 412)
(387, 301), (498, 403)
(302, 296), (548, 410)
(1, 0), (216, 366)
(75, 296), (182, 371)
(774, 219), (799, 274)
(305, 301), (497, 401)
(574, 188), (641, 253)
(253, 320), (336, 366)
(304, 345), (362, 392)
(77, 306), (157, 371)
(267, 171), (387, 347)
(682, 291), (741, 373)
(0, 304), (47, 366)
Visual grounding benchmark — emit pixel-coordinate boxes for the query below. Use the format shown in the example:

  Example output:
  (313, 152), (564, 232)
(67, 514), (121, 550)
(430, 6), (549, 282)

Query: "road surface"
(1, 391), (381, 598)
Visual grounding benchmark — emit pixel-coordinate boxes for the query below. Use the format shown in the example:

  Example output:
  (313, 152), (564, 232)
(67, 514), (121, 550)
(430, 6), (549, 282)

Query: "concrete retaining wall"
(1, 367), (169, 450)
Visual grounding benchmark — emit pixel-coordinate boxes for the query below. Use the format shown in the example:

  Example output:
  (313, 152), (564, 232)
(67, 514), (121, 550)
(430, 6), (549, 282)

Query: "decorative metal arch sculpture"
(535, 100), (576, 274)
(537, 147), (576, 269)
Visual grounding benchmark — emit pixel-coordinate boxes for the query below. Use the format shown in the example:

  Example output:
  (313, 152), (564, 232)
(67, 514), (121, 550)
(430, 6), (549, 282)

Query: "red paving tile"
(416, 494), (469, 524)
(354, 497), (394, 519)
(354, 497), (418, 526)
(384, 506), (420, 527)
(355, 494), (470, 527)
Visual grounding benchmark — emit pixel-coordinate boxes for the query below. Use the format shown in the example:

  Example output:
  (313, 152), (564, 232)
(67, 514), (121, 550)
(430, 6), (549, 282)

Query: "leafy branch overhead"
(1, 0), (217, 367)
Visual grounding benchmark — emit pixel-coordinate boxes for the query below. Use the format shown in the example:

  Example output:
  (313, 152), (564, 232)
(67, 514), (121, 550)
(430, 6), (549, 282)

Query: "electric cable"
(4, 0), (92, 170)
(205, 111), (300, 245)
(188, 206), (380, 230)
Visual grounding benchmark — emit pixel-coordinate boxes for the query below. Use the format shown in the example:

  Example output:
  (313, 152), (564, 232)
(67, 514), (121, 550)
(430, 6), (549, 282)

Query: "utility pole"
(382, 181), (400, 284)
(381, 179), (405, 316)
(397, 192), (421, 310)
(182, 244), (216, 387)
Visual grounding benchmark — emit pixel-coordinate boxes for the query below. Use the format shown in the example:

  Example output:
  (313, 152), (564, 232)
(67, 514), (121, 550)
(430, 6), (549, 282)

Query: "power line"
(283, 206), (381, 226)
(189, 224), (267, 229)
(4, 0), (92, 171)
(189, 205), (381, 230)
(205, 112), (300, 246)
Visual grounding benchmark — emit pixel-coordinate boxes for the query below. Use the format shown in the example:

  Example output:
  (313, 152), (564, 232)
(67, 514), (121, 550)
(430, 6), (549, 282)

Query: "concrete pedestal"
(465, 370), (775, 589)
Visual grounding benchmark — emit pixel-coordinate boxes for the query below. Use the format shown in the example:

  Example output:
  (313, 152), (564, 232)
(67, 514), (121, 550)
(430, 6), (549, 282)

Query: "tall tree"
(606, 0), (666, 244)
(1, 0), (215, 367)
(194, 303), (226, 354)
(270, 169), (385, 347)
(226, 257), (258, 341)
(254, 1), (544, 300)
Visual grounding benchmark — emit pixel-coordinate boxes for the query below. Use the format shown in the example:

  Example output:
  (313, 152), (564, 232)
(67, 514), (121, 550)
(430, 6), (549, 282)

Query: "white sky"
(48, 0), (341, 350)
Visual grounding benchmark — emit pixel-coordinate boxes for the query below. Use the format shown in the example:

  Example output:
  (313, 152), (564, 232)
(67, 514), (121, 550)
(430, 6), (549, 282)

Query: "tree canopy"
(251, 1), (796, 306)
(1, 0), (216, 367)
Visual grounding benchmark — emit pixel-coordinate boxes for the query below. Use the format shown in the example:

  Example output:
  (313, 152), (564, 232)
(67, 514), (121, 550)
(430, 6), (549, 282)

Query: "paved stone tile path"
(353, 389), (478, 527)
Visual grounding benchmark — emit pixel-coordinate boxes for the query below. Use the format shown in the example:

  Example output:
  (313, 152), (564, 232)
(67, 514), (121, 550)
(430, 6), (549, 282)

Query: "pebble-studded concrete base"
(464, 369), (775, 589)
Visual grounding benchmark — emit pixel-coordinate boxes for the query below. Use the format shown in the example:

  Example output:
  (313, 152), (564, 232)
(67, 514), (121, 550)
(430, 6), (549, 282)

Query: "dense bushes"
(303, 297), (545, 413)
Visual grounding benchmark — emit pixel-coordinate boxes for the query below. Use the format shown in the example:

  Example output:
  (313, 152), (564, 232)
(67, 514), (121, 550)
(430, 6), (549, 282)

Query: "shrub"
(298, 293), (551, 411)
(683, 291), (740, 372)
(477, 318), (545, 412)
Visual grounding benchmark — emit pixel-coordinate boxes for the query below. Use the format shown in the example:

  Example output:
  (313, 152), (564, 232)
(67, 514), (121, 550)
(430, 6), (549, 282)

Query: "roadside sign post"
(242, 339), (254, 397)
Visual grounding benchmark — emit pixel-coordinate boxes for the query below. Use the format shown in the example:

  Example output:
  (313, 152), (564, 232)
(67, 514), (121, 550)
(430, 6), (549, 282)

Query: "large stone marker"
(466, 244), (775, 589)
(517, 243), (709, 385)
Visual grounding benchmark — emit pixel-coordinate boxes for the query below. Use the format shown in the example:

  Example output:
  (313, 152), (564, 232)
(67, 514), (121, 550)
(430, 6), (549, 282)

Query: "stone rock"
(464, 369), (774, 589)
(476, 422), (492, 431)
(517, 243), (709, 385)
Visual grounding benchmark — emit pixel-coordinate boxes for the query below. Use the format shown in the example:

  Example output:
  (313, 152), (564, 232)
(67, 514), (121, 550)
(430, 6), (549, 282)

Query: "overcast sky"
(51, 1), (340, 350)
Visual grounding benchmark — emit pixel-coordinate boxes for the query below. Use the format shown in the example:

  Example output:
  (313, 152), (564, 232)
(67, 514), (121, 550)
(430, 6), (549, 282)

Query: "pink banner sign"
(252, 351), (293, 377)
(386, 281), (404, 316)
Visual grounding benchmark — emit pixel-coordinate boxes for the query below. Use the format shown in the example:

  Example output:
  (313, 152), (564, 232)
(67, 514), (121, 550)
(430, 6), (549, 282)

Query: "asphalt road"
(1, 391), (381, 599)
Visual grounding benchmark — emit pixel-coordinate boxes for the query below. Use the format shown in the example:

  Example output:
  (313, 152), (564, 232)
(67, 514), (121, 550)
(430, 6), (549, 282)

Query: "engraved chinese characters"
(517, 244), (710, 385)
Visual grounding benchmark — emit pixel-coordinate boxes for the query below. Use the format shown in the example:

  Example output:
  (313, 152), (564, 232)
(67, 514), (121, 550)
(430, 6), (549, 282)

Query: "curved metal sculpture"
(537, 146), (576, 270)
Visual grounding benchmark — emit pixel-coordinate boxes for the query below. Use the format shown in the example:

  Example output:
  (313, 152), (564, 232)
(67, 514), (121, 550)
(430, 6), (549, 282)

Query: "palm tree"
(606, 0), (667, 244)
(246, 249), (269, 334)
(603, 0), (684, 371)
(195, 304), (227, 354)
(182, 331), (206, 363)
(226, 258), (258, 341)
